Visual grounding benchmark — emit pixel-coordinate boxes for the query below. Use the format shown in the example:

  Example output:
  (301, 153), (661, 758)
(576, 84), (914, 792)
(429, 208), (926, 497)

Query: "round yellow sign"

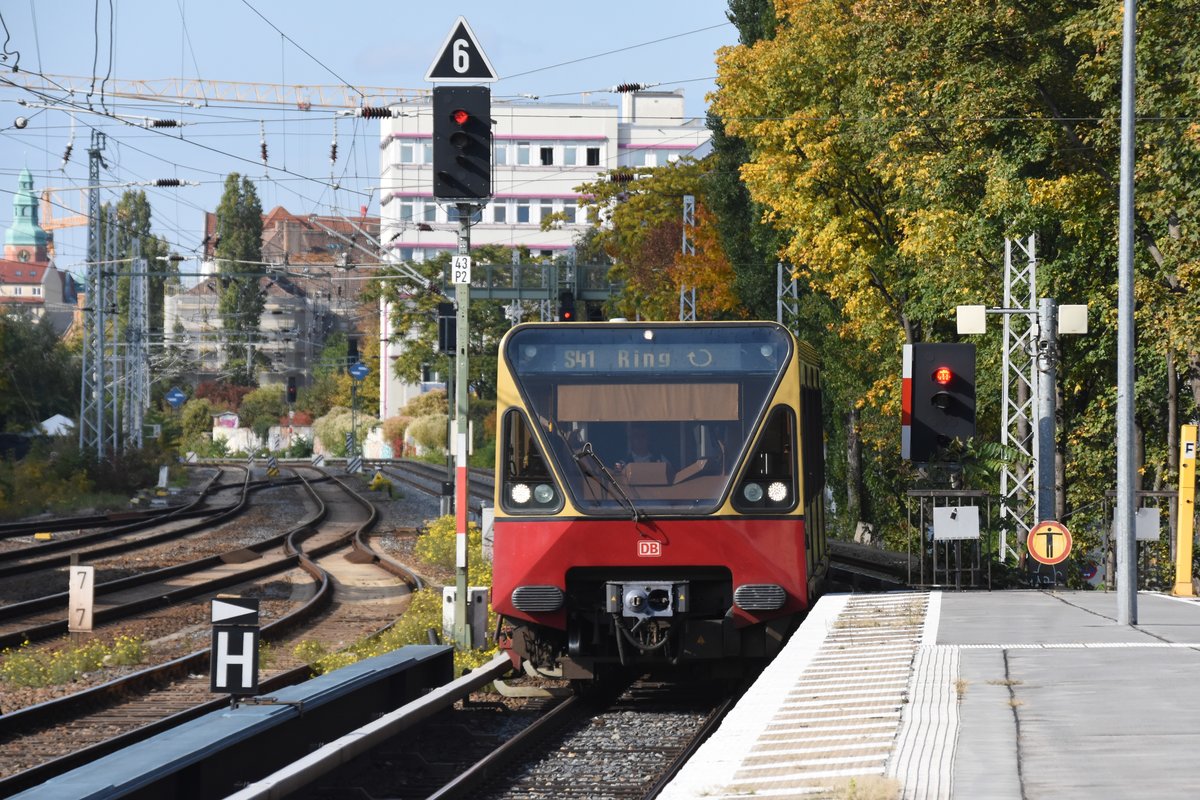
(1028, 520), (1073, 565)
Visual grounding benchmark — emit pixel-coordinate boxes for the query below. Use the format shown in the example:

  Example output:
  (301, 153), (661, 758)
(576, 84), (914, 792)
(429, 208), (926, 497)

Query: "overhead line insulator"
(357, 107), (395, 119)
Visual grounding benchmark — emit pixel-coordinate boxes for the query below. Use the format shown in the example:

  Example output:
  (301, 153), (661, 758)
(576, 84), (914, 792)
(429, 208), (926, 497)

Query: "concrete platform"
(663, 590), (1200, 799)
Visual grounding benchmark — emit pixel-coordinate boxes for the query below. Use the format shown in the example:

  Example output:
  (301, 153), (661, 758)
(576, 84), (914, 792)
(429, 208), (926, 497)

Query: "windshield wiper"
(572, 441), (643, 521)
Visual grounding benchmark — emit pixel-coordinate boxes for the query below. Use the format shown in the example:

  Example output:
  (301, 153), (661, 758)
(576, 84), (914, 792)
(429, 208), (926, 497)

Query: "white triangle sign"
(425, 16), (498, 83)
(212, 598), (259, 624)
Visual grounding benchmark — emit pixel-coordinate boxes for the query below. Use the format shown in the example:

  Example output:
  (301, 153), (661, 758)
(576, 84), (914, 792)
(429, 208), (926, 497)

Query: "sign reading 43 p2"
(451, 255), (472, 285)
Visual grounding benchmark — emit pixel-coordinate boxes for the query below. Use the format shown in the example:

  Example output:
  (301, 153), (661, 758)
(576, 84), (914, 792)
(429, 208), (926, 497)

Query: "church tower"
(5, 168), (50, 264)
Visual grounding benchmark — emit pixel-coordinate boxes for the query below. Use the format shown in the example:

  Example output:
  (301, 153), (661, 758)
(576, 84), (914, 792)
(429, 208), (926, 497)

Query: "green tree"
(707, 0), (782, 320)
(0, 311), (78, 432)
(179, 396), (216, 452)
(214, 173), (265, 385)
(238, 385), (288, 443)
(108, 190), (178, 337)
(364, 244), (520, 402)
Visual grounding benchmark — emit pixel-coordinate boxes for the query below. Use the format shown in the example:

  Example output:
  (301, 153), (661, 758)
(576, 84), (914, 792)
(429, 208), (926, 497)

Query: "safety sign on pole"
(1028, 520), (1073, 565)
(210, 597), (260, 696)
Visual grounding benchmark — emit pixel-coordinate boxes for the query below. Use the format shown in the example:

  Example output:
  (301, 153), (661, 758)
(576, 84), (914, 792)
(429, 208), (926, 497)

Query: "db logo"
(637, 540), (662, 558)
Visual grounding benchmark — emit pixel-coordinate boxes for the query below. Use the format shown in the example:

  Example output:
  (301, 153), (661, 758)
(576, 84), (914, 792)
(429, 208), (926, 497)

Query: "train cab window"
(503, 324), (792, 515)
(500, 410), (563, 514)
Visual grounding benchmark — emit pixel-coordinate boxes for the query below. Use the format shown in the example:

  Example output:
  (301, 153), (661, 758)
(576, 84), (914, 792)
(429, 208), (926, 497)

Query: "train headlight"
(767, 481), (789, 503)
(510, 483), (532, 504)
(533, 483), (555, 503)
(742, 482), (764, 503)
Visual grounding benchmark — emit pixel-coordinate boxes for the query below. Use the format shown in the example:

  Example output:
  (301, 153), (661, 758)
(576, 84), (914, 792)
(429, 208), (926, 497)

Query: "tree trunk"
(1055, 385), (1066, 520)
(1168, 351), (1179, 546)
(1190, 353), (1200, 411)
(845, 403), (865, 543)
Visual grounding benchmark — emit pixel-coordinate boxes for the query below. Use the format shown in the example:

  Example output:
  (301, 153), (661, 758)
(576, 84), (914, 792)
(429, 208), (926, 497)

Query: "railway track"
(0, 465), (422, 794)
(262, 672), (738, 800)
(380, 460), (494, 513)
(0, 465), (234, 558)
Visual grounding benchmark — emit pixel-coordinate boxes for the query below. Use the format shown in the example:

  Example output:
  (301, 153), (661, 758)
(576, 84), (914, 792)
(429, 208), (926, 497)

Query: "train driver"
(615, 423), (673, 478)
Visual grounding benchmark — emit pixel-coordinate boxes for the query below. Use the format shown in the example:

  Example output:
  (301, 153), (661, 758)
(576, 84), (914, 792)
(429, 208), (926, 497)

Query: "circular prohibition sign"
(1028, 520), (1073, 566)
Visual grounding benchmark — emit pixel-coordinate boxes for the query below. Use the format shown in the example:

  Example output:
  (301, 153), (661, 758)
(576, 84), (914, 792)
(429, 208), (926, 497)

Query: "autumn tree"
(576, 157), (739, 320)
(713, 0), (1200, 545)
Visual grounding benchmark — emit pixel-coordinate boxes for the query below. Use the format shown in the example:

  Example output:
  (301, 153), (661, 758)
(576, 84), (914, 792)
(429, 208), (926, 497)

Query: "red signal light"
(933, 366), (953, 385)
(452, 109), (469, 125)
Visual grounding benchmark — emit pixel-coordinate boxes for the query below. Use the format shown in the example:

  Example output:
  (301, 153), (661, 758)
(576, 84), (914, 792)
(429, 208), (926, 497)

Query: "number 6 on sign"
(452, 255), (472, 284)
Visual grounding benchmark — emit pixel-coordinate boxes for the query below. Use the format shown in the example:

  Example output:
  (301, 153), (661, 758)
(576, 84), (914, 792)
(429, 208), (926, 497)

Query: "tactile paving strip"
(661, 591), (930, 799)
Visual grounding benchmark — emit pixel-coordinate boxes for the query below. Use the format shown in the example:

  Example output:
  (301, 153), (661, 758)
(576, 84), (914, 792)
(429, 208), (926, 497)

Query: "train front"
(492, 322), (825, 680)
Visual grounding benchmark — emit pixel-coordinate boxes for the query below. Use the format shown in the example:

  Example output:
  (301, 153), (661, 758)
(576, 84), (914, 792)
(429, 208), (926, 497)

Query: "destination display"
(514, 342), (785, 374)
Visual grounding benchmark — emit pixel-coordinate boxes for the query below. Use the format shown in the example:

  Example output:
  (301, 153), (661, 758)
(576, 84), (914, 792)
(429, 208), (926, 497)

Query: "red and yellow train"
(492, 321), (827, 680)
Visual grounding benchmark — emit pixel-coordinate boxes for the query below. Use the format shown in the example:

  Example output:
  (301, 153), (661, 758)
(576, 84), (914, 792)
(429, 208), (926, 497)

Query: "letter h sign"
(210, 597), (261, 695)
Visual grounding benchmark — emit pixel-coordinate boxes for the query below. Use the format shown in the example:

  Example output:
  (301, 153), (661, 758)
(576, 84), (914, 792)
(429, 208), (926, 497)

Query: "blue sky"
(0, 1), (736, 274)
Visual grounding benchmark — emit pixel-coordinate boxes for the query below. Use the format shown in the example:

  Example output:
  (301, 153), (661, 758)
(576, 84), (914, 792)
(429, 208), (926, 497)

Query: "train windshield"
(504, 324), (792, 514)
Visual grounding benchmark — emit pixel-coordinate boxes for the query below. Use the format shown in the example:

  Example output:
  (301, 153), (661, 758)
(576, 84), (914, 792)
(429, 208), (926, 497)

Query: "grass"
(0, 635), (146, 688)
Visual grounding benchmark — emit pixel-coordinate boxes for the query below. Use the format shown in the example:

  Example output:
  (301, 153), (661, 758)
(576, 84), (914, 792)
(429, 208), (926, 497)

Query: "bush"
(283, 435), (313, 458)
(400, 389), (447, 418)
(416, 515), (491, 586)
(409, 414), (449, 453)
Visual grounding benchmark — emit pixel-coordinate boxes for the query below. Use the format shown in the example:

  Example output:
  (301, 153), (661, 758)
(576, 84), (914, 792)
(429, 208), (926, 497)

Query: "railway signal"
(432, 86), (491, 200)
(558, 290), (576, 322)
(903, 343), (976, 461)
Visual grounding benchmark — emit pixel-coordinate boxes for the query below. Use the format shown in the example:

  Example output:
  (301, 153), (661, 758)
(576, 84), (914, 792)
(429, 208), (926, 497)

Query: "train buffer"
(662, 590), (1200, 799)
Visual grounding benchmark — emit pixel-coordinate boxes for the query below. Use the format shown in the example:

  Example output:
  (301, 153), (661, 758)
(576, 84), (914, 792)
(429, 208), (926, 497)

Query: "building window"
(539, 199), (554, 223)
(12, 287), (21, 296)
(400, 142), (415, 163)
(563, 146), (577, 166)
(495, 143), (509, 166)
(398, 201), (415, 222)
(517, 143), (531, 165)
(447, 206), (482, 223)
(540, 147), (554, 166)
(630, 150), (648, 167)
(493, 204), (507, 224)
(32, 287), (41, 296)
(517, 200), (530, 224)
(563, 204), (577, 224)
(586, 147), (601, 166)
(423, 203), (437, 223)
